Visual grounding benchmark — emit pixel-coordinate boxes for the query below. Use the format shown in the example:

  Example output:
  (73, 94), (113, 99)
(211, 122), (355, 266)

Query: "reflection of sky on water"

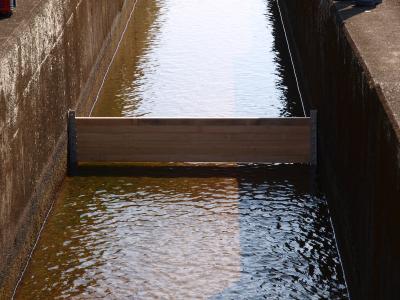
(15, 0), (348, 297)
(93, 0), (304, 118)
(16, 166), (347, 299)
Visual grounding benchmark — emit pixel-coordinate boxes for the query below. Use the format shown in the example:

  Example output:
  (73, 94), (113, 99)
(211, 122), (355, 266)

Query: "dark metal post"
(67, 110), (78, 176)
(310, 110), (318, 166)
(309, 110), (318, 197)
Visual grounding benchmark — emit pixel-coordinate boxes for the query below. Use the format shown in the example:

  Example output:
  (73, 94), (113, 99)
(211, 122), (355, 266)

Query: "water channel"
(15, 0), (348, 298)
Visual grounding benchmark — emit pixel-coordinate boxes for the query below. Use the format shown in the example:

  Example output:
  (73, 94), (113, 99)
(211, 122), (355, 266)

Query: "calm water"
(91, 0), (304, 117)
(16, 0), (348, 298)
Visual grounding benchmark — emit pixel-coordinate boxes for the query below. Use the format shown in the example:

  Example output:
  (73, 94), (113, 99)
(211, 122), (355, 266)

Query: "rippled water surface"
(92, 0), (304, 117)
(16, 166), (347, 299)
(16, 0), (348, 298)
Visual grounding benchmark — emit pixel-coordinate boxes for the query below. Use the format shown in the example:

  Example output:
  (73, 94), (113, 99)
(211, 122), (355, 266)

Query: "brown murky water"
(15, 0), (348, 299)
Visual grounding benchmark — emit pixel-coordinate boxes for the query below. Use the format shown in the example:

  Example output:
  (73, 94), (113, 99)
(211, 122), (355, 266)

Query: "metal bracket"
(67, 110), (78, 176)
(310, 110), (318, 166)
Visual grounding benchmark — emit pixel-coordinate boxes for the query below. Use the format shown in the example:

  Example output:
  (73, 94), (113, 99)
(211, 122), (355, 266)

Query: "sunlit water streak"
(15, 0), (348, 298)
(16, 166), (347, 299)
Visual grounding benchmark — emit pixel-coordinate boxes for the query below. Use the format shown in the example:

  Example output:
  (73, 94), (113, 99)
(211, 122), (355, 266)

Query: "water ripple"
(16, 166), (347, 299)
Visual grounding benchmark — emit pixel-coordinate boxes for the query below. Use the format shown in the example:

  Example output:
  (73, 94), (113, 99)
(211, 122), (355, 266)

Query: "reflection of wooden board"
(68, 112), (316, 170)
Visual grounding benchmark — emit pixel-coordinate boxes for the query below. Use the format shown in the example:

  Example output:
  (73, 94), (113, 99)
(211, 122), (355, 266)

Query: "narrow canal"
(15, 0), (348, 298)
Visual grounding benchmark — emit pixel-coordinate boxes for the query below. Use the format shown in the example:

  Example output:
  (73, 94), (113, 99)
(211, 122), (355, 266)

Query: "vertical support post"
(310, 110), (318, 166)
(67, 110), (78, 176)
(309, 109), (318, 197)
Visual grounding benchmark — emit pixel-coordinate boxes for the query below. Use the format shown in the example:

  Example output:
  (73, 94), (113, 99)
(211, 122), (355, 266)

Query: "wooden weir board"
(75, 117), (311, 163)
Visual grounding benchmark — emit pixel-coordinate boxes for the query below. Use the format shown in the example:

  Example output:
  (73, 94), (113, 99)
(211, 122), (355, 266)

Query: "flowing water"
(15, 0), (348, 298)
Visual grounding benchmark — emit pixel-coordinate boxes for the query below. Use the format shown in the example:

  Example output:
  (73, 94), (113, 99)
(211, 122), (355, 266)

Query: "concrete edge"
(336, 10), (400, 142)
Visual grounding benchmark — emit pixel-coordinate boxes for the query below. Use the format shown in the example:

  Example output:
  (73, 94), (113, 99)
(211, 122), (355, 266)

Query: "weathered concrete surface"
(0, 0), (138, 297)
(281, 0), (400, 299)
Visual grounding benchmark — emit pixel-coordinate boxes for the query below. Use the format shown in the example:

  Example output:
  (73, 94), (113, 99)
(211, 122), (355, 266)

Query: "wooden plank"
(75, 117), (312, 163)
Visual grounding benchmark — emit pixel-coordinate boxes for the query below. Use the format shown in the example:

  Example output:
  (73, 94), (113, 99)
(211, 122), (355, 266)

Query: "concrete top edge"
(334, 0), (400, 137)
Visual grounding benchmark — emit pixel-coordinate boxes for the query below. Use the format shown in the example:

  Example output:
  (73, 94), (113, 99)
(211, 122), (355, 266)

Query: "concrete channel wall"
(0, 0), (137, 297)
(281, 0), (400, 299)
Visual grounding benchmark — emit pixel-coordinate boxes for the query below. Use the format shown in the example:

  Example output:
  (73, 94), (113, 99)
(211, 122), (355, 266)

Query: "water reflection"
(92, 0), (304, 118)
(15, 0), (348, 297)
(16, 166), (347, 299)
(215, 174), (346, 299)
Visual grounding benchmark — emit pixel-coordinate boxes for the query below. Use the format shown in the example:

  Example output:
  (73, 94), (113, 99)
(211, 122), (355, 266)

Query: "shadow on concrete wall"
(335, 1), (379, 21)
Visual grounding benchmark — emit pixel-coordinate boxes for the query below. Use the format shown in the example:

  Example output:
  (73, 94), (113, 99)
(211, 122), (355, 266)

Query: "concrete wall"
(0, 0), (138, 297)
(281, 0), (400, 299)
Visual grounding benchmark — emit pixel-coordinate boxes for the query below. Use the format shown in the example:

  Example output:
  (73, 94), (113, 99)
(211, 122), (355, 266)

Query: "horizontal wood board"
(76, 118), (311, 163)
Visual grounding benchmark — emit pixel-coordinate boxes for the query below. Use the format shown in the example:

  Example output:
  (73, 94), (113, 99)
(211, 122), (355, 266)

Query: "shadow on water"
(266, 0), (307, 117)
(77, 163), (309, 181)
